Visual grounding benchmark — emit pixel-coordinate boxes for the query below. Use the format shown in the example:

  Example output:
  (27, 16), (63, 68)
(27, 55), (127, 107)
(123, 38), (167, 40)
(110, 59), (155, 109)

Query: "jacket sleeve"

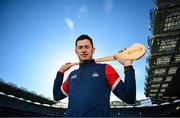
(53, 72), (68, 101)
(105, 64), (136, 104)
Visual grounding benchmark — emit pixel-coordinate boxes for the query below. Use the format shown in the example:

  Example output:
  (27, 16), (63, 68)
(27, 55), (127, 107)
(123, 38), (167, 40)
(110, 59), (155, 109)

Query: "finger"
(114, 55), (117, 60)
(65, 62), (72, 65)
(118, 50), (123, 53)
(114, 55), (121, 60)
(114, 55), (125, 64)
(114, 56), (123, 64)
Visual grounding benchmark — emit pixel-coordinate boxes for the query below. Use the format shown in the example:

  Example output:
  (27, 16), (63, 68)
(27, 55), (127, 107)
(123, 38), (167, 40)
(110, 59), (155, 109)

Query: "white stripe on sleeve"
(111, 77), (121, 91)
(61, 85), (68, 96)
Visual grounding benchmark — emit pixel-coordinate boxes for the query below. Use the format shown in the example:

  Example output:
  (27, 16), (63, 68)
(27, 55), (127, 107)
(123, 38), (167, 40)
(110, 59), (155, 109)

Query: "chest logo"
(92, 72), (99, 78)
(70, 74), (77, 79)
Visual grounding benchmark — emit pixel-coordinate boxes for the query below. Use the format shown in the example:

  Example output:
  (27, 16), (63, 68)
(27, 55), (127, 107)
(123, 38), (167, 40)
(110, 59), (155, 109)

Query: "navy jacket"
(53, 60), (136, 117)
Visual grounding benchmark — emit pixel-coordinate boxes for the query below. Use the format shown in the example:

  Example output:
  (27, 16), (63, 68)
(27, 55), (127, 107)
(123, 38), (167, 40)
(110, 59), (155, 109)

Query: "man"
(53, 34), (136, 117)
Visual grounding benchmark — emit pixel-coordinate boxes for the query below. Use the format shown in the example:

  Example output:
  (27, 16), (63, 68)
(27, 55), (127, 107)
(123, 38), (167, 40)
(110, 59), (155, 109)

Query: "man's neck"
(80, 59), (95, 64)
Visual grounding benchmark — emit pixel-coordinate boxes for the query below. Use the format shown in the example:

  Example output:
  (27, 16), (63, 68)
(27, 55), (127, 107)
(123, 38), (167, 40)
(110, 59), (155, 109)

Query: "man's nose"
(82, 47), (87, 52)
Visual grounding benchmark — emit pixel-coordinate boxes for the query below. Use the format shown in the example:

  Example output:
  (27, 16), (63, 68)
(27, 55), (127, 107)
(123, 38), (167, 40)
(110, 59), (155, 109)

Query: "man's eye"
(78, 46), (83, 49)
(85, 45), (89, 49)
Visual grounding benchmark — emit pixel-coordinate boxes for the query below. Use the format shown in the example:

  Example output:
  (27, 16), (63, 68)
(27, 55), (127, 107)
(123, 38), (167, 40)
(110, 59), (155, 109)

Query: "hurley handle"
(72, 43), (146, 66)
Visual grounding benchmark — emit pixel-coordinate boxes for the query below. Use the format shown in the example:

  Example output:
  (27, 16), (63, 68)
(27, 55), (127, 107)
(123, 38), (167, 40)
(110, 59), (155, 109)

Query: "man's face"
(75, 39), (95, 62)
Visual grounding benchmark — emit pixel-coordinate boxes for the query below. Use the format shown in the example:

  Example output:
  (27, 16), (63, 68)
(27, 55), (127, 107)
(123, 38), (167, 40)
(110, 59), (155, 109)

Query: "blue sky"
(0, 0), (154, 102)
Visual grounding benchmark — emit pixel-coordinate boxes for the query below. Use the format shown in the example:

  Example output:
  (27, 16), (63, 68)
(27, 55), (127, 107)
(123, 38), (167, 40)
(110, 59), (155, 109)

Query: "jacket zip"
(80, 65), (84, 80)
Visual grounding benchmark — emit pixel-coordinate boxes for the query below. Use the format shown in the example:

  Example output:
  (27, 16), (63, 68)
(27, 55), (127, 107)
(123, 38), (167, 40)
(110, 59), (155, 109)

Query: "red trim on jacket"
(62, 78), (69, 94)
(105, 64), (120, 89)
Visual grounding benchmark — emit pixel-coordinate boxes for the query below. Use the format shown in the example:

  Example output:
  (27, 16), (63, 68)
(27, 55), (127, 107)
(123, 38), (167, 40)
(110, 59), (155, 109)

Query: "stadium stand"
(111, 101), (180, 117)
(0, 92), (179, 117)
(145, 0), (180, 104)
(0, 94), (65, 117)
(0, 78), (55, 105)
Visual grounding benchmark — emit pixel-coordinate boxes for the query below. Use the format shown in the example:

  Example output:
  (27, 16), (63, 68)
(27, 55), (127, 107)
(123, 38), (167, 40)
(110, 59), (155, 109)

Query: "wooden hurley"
(72, 43), (146, 66)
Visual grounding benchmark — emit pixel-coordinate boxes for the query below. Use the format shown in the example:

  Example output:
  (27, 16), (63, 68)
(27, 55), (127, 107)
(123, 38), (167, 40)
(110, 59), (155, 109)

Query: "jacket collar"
(79, 59), (95, 68)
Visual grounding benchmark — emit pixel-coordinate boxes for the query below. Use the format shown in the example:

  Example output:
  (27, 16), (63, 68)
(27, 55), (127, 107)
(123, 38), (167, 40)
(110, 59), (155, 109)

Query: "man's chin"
(80, 58), (91, 62)
(81, 59), (89, 61)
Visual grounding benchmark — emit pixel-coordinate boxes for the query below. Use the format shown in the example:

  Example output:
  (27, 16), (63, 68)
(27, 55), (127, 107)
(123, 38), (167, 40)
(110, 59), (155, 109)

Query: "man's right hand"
(59, 62), (73, 73)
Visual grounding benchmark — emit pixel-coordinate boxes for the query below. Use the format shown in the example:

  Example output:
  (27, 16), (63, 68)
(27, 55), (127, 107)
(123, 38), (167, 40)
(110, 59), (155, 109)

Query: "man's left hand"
(114, 55), (133, 67)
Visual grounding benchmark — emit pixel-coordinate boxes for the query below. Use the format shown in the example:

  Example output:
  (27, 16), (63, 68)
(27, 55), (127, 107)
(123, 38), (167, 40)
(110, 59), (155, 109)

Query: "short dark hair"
(75, 34), (94, 48)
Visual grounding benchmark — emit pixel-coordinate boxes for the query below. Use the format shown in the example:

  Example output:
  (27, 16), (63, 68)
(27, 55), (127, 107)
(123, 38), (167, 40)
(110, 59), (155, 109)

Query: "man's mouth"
(81, 54), (88, 57)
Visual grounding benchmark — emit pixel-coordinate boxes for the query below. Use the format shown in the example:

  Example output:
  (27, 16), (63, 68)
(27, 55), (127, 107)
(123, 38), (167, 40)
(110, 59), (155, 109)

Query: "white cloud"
(78, 6), (88, 18)
(103, 0), (113, 14)
(65, 17), (74, 31)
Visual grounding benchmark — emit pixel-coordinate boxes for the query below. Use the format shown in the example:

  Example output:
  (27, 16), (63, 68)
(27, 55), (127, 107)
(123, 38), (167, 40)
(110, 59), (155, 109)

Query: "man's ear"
(93, 48), (96, 54)
(75, 48), (77, 55)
